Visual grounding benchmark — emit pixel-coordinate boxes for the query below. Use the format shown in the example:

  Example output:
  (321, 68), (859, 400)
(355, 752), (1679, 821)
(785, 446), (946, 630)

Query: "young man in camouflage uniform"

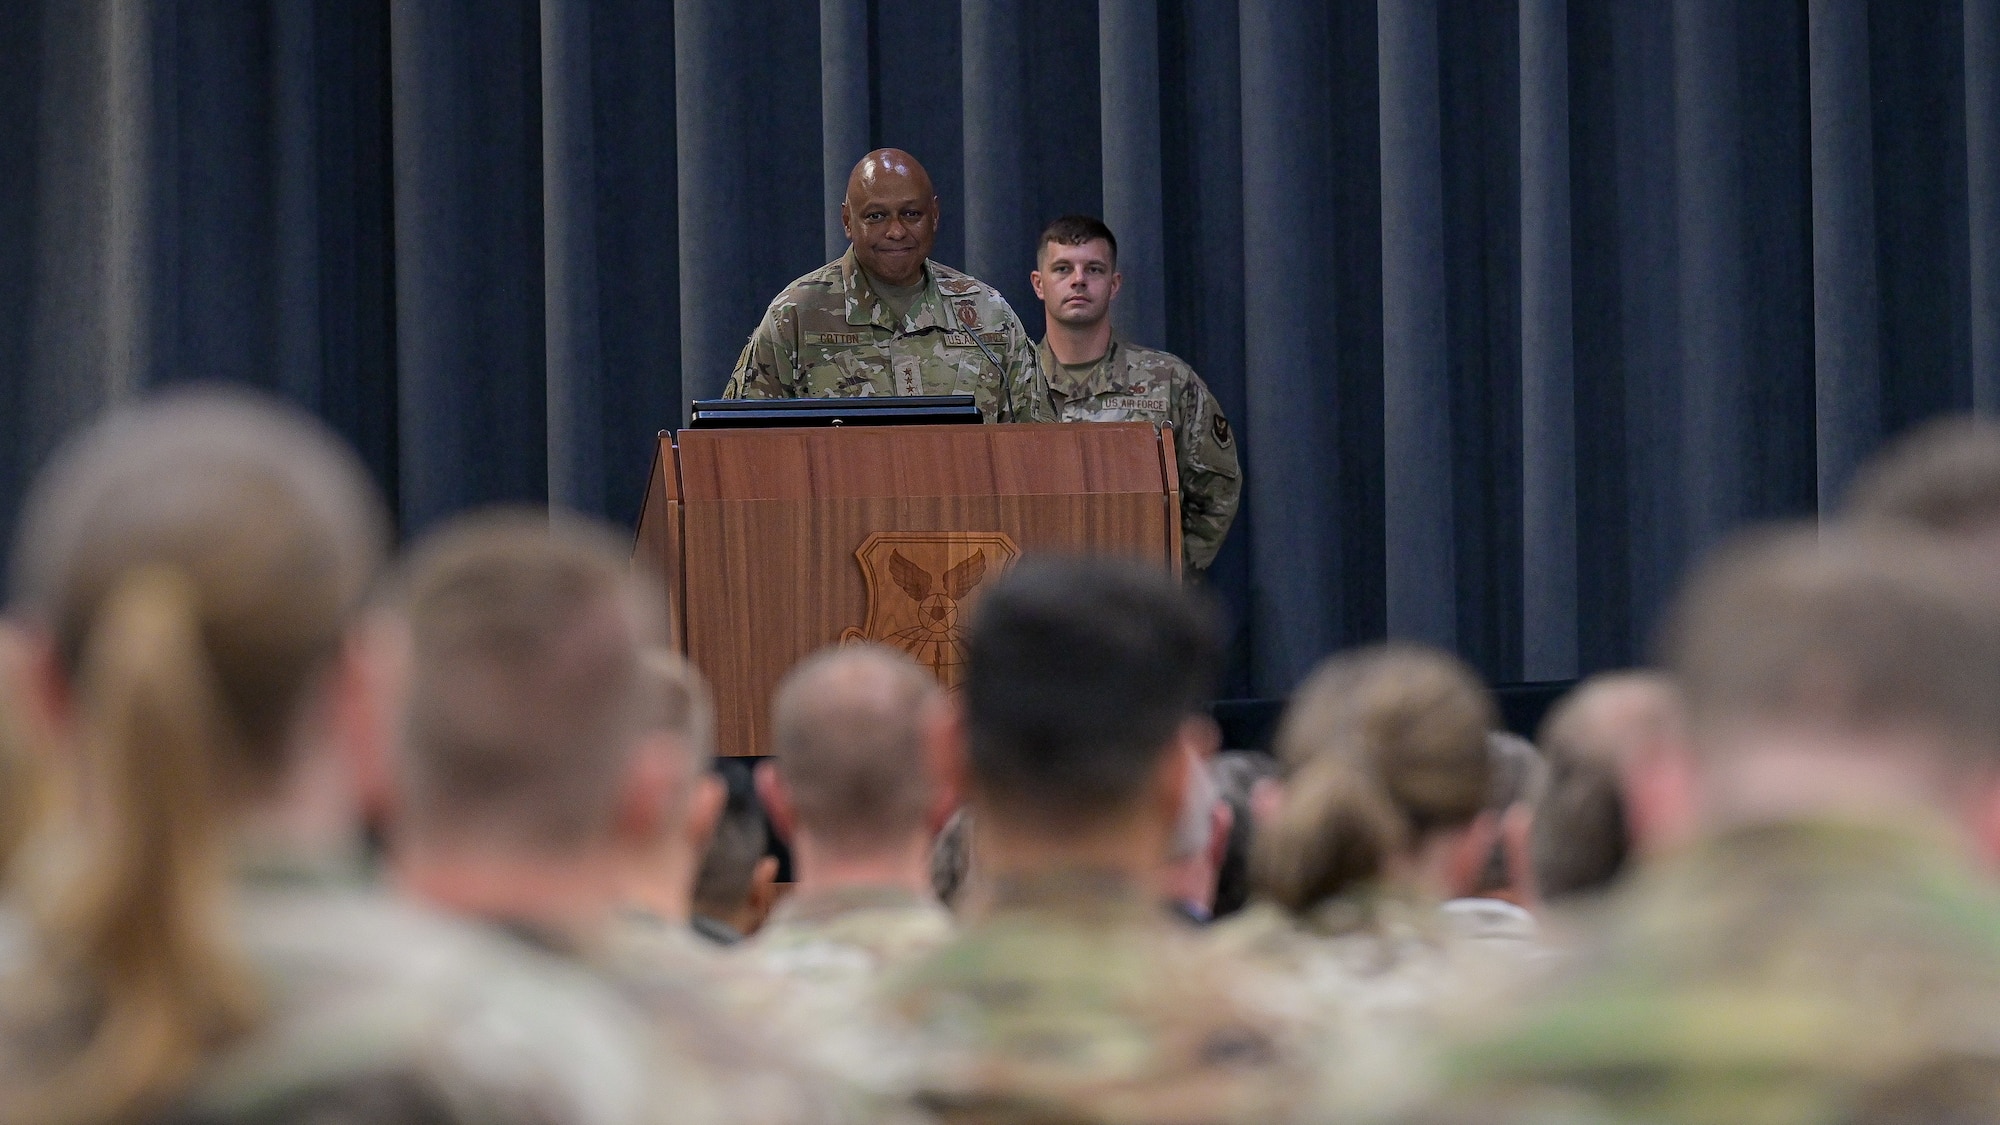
(725, 149), (1052, 424)
(881, 559), (1322, 1123)
(1403, 526), (2000, 1125)
(387, 512), (869, 1125)
(1030, 215), (1242, 575)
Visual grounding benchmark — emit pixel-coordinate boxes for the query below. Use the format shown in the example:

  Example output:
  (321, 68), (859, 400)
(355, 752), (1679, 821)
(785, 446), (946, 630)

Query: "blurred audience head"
(1209, 750), (1279, 919)
(1531, 671), (1683, 902)
(1657, 524), (2000, 842)
(618, 649), (726, 924)
(3, 388), (390, 1125)
(950, 558), (1222, 875)
(1159, 749), (1231, 922)
(690, 763), (777, 942)
(1253, 644), (1498, 915)
(1845, 415), (2000, 539)
(756, 644), (945, 891)
(1473, 731), (1546, 906)
(388, 509), (670, 935)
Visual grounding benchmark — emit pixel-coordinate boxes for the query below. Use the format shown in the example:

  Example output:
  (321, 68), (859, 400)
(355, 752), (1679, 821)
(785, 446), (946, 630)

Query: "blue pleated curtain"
(0, 0), (1994, 699)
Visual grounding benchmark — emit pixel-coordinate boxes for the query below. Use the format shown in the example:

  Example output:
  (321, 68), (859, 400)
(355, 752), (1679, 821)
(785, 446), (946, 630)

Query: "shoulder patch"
(951, 298), (982, 330)
(1212, 413), (1233, 447)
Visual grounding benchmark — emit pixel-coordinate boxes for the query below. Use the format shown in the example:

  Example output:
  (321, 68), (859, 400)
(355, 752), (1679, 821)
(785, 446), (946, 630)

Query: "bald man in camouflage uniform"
(1402, 528), (2000, 1125)
(1031, 215), (1241, 574)
(726, 149), (1052, 424)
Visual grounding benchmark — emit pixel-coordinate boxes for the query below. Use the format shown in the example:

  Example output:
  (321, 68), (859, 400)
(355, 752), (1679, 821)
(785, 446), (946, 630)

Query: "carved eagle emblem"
(840, 532), (1020, 686)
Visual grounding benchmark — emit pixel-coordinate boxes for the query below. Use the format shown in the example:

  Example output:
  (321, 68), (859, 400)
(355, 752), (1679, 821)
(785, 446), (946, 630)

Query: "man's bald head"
(768, 644), (944, 856)
(847, 148), (934, 201)
(841, 149), (940, 287)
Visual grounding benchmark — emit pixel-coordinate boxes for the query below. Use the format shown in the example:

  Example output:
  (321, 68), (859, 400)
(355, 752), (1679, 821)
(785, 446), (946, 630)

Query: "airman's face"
(1032, 239), (1120, 328)
(842, 181), (939, 288)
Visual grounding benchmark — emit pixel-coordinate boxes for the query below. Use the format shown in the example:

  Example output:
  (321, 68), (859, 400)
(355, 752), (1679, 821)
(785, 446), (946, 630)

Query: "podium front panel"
(671, 423), (1174, 757)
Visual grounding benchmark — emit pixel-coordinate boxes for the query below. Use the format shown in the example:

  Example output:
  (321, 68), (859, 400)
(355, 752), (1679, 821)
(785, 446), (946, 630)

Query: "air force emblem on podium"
(840, 531), (1020, 686)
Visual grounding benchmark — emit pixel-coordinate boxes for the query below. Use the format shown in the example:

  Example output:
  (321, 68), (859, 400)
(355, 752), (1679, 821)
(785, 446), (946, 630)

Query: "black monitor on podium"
(686, 395), (981, 428)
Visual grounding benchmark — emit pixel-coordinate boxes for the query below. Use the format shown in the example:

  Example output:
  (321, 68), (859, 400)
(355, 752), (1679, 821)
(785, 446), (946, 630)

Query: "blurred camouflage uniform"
(596, 907), (896, 1125)
(1036, 337), (1242, 573)
(730, 885), (955, 1097)
(880, 870), (1322, 1124)
(1210, 888), (1545, 1119)
(0, 858), (712, 1125)
(1403, 819), (2000, 1125)
(726, 250), (1054, 424)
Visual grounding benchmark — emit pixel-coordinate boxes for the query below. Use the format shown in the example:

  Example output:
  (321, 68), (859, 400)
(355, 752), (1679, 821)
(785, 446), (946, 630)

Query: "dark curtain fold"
(3, 0), (1996, 699)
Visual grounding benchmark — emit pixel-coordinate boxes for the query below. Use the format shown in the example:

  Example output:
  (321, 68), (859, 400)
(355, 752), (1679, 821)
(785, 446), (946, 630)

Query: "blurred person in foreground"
(0, 392), (666, 1125)
(388, 511), (859, 1125)
(1530, 671), (1685, 905)
(1452, 731), (1546, 920)
(688, 767), (779, 945)
(0, 625), (45, 883)
(1844, 414), (2000, 540)
(615, 650), (730, 963)
(1159, 749), (1232, 924)
(1404, 526), (2000, 1124)
(1208, 750), (1279, 920)
(883, 558), (1317, 1122)
(749, 644), (954, 975)
(1210, 645), (1542, 1114)
(737, 644), (955, 1092)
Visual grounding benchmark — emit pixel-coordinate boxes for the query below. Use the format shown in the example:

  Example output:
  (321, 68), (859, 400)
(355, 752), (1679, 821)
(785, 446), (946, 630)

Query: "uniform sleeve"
(723, 300), (800, 399)
(1173, 368), (1243, 572)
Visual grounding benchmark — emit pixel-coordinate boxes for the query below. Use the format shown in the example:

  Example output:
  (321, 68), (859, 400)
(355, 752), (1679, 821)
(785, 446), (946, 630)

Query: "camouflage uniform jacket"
(729, 884), (956, 1098)
(1210, 889), (1545, 1118)
(880, 869), (1320, 1124)
(1037, 336), (1242, 572)
(1404, 818), (2000, 1125)
(0, 857), (692, 1125)
(594, 909), (896, 1125)
(726, 250), (1054, 424)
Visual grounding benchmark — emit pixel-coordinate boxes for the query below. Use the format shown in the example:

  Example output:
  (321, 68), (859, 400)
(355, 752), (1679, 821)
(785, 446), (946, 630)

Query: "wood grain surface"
(636, 423), (1176, 756)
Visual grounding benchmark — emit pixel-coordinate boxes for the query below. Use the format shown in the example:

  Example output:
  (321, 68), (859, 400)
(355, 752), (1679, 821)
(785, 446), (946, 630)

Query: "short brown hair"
(770, 644), (940, 855)
(1530, 672), (1680, 900)
(394, 509), (666, 852)
(1037, 214), (1118, 265)
(1845, 416), (2000, 534)
(642, 648), (715, 772)
(1664, 524), (2000, 759)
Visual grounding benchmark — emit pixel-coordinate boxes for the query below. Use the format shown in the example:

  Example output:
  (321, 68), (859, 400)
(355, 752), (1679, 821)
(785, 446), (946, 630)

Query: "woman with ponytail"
(0, 391), (673, 1125)
(1213, 645), (1542, 1111)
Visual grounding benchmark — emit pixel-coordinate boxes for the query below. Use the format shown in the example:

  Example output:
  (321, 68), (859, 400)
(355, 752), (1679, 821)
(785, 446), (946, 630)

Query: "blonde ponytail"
(1250, 752), (1406, 914)
(11, 567), (261, 1125)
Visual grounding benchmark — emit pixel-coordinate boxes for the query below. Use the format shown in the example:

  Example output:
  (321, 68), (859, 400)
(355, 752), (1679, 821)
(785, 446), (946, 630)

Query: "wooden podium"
(633, 422), (1181, 757)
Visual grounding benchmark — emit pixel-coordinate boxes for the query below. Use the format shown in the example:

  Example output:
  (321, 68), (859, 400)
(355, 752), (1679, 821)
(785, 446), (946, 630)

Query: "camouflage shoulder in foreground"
(1400, 819), (2000, 1125)
(727, 886), (957, 1099)
(1038, 338), (1241, 570)
(0, 879), (687, 1125)
(1209, 892), (1545, 1120)
(598, 908), (904, 1125)
(726, 252), (1054, 423)
(881, 872), (1327, 1124)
